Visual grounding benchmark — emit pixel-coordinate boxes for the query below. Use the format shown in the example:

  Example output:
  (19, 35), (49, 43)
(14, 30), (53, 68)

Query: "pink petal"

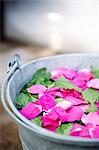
(70, 124), (92, 138)
(46, 87), (60, 97)
(70, 124), (84, 136)
(72, 89), (82, 99)
(65, 96), (85, 105)
(27, 84), (46, 94)
(55, 91), (64, 98)
(64, 69), (77, 80)
(89, 126), (99, 138)
(72, 78), (86, 90)
(56, 100), (72, 110)
(96, 101), (99, 108)
(87, 79), (99, 90)
(81, 112), (99, 126)
(36, 95), (56, 111)
(54, 107), (68, 122)
(42, 116), (59, 127)
(51, 68), (67, 80)
(78, 104), (90, 112)
(19, 102), (42, 119)
(66, 106), (84, 122)
(43, 125), (57, 131)
(77, 70), (92, 81)
(43, 109), (59, 121)
(72, 70), (93, 90)
(47, 87), (60, 93)
(59, 89), (74, 98)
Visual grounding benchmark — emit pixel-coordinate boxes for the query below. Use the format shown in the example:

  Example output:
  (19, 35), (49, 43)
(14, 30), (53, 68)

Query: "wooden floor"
(0, 41), (62, 150)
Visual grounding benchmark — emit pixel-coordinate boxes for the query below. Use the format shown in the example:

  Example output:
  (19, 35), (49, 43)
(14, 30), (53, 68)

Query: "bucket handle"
(1, 54), (32, 128)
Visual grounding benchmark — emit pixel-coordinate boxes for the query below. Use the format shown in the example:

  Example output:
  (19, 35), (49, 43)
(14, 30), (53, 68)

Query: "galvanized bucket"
(1, 53), (99, 150)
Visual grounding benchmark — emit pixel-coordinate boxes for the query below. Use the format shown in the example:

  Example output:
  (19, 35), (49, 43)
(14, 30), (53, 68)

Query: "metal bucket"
(1, 53), (99, 150)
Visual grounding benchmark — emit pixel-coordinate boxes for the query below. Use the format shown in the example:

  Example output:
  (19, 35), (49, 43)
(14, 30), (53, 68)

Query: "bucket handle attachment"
(1, 54), (32, 128)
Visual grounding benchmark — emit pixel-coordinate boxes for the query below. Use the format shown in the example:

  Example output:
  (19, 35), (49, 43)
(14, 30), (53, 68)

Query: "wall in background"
(4, 0), (99, 52)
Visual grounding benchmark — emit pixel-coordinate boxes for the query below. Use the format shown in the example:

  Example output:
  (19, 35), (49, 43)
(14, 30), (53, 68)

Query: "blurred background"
(0, 0), (99, 149)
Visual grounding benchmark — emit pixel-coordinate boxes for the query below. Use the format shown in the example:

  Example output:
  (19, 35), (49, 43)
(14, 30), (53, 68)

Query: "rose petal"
(78, 104), (90, 112)
(87, 79), (99, 90)
(51, 68), (67, 80)
(81, 112), (99, 126)
(56, 100), (72, 110)
(66, 106), (83, 122)
(43, 109), (59, 121)
(72, 89), (82, 99)
(96, 101), (99, 108)
(64, 69), (77, 80)
(42, 116), (59, 127)
(36, 95), (56, 111)
(89, 126), (99, 138)
(46, 87), (60, 97)
(27, 84), (46, 94)
(70, 124), (92, 138)
(65, 96), (85, 105)
(70, 124), (84, 136)
(43, 125), (57, 131)
(77, 71), (92, 81)
(72, 78), (86, 90)
(54, 107), (68, 122)
(19, 102), (42, 119)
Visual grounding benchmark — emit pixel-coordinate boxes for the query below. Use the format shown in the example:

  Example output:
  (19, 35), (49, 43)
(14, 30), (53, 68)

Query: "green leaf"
(86, 103), (98, 113)
(15, 93), (30, 109)
(82, 88), (99, 103)
(48, 82), (55, 88)
(15, 92), (38, 109)
(55, 98), (64, 104)
(82, 88), (99, 112)
(31, 116), (42, 126)
(55, 77), (82, 93)
(26, 67), (52, 88)
(28, 93), (38, 102)
(56, 123), (73, 135)
(92, 68), (99, 78)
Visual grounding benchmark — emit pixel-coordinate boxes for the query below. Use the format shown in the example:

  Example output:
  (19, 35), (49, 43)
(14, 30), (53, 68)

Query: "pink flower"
(27, 84), (46, 94)
(36, 95), (56, 111)
(66, 106), (84, 122)
(65, 96), (85, 105)
(87, 79), (99, 90)
(19, 102), (42, 119)
(81, 112), (99, 126)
